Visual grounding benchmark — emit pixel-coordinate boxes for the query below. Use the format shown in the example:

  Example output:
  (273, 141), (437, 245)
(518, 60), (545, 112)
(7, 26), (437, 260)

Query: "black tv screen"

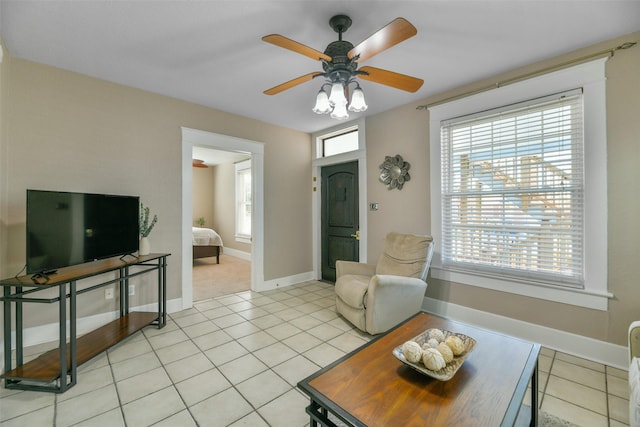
(26, 189), (140, 274)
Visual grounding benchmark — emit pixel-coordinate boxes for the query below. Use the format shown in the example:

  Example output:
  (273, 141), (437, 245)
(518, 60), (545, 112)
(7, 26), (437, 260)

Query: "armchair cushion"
(376, 232), (433, 279)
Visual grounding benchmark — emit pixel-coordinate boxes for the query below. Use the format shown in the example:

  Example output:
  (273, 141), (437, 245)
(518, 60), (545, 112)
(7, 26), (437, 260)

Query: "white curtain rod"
(416, 41), (637, 111)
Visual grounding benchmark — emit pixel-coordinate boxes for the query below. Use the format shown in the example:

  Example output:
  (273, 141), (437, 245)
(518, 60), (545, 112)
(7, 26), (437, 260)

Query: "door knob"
(351, 230), (360, 240)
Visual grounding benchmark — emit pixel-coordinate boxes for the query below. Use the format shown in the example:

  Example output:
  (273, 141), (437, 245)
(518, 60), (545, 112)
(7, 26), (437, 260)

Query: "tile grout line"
(162, 289), (321, 425)
(106, 347), (129, 427)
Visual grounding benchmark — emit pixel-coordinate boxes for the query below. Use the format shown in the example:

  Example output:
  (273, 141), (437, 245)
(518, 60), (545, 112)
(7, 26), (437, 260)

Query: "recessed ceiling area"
(1, 1), (638, 133)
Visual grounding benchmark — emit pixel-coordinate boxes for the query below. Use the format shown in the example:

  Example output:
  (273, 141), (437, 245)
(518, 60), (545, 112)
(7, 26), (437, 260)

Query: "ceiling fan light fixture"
(262, 16), (422, 121)
(312, 89), (332, 114)
(348, 85), (368, 112)
(263, 15), (423, 122)
(328, 82), (347, 106)
(330, 101), (349, 120)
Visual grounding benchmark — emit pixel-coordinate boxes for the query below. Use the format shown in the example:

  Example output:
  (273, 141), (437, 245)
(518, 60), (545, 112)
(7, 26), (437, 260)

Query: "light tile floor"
(0, 281), (631, 426)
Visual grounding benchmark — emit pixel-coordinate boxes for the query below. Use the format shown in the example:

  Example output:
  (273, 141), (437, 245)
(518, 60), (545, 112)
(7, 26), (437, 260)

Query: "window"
(429, 58), (609, 310)
(235, 160), (251, 243)
(441, 90), (583, 286)
(321, 129), (358, 157)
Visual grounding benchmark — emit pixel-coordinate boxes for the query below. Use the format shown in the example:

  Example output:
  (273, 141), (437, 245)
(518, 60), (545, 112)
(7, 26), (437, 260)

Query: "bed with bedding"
(192, 227), (223, 264)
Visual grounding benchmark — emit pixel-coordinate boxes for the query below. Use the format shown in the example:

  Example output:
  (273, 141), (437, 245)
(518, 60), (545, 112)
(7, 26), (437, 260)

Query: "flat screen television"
(26, 189), (140, 275)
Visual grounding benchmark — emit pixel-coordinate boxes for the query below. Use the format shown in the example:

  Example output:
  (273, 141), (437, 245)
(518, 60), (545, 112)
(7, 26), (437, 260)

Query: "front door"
(321, 161), (359, 282)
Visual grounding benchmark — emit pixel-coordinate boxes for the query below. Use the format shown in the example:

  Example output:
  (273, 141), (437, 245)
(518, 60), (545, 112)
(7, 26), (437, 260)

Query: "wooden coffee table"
(298, 312), (540, 426)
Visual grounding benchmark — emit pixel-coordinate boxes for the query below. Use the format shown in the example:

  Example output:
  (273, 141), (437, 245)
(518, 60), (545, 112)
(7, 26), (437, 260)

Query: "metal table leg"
(3, 286), (12, 384)
(58, 283), (67, 392)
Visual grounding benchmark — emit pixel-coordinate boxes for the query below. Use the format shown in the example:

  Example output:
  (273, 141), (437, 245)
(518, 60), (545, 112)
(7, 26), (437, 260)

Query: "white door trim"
(181, 127), (265, 309)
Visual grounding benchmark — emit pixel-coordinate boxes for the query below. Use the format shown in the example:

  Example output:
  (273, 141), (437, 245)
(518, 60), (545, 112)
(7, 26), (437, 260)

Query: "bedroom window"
(235, 160), (251, 243)
(429, 58), (609, 310)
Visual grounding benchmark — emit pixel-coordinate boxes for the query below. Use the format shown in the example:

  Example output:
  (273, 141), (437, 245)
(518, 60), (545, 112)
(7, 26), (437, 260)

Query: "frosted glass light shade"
(330, 102), (349, 120)
(348, 87), (368, 112)
(329, 82), (347, 106)
(312, 90), (331, 114)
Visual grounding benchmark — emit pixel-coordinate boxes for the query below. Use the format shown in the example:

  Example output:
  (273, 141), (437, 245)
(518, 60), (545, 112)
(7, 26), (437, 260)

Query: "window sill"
(431, 266), (611, 311)
(235, 236), (251, 245)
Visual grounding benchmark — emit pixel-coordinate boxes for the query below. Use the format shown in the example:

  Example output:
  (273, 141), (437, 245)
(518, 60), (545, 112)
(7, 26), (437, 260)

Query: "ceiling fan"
(262, 15), (424, 119)
(192, 159), (208, 168)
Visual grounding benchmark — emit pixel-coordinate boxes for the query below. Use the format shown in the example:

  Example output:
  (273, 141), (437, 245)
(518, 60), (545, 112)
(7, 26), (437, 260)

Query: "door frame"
(181, 127), (265, 310)
(312, 119), (368, 280)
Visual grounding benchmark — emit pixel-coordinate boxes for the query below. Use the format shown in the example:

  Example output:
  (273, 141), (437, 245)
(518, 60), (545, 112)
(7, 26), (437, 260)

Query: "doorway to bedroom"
(191, 146), (252, 301)
(181, 127), (265, 307)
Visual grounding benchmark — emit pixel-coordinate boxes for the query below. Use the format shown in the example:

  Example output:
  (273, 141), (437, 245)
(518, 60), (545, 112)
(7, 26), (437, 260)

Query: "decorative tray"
(392, 328), (476, 381)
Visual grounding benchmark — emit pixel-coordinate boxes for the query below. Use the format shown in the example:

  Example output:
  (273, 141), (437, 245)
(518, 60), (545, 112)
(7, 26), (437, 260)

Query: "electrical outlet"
(129, 284), (135, 296)
(105, 288), (114, 299)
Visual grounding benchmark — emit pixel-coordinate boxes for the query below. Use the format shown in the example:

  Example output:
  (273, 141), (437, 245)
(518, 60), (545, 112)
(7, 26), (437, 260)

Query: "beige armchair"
(335, 232), (434, 335)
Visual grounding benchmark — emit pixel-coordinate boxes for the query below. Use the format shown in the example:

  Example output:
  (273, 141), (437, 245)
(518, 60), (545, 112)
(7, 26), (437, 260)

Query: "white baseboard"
(422, 296), (628, 370)
(257, 271), (315, 292)
(196, 246), (308, 292)
(0, 298), (183, 360)
(222, 247), (251, 261)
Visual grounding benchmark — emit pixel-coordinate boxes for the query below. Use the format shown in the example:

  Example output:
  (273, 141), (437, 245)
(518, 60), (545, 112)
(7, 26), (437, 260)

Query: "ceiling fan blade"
(358, 66), (424, 92)
(348, 18), (417, 63)
(264, 72), (323, 95)
(262, 34), (332, 62)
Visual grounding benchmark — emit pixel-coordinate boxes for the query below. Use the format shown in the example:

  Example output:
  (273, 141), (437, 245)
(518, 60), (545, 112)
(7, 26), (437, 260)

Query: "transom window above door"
(320, 128), (359, 157)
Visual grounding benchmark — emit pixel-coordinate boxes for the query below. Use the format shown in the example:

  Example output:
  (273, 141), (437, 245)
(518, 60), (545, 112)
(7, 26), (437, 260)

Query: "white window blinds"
(235, 160), (252, 240)
(440, 89), (584, 287)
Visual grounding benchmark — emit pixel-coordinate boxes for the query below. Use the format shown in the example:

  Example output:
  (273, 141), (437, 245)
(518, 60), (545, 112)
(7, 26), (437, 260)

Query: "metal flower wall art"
(379, 154), (411, 190)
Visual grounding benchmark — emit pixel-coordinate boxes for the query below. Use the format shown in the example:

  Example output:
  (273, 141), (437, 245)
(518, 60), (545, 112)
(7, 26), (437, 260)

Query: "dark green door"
(321, 161), (359, 282)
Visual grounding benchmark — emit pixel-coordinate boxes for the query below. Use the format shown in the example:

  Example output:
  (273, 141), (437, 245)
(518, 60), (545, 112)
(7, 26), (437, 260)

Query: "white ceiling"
(1, 1), (639, 134)
(192, 145), (250, 166)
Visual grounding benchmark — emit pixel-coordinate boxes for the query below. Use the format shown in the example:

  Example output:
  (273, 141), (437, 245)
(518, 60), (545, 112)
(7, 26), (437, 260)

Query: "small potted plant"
(139, 203), (158, 255)
(196, 217), (206, 227)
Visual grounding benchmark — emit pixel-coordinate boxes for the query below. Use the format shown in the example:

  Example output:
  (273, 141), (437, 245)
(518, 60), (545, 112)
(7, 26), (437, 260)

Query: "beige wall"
(363, 32), (640, 346)
(210, 162), (251, 254)
(0, 55), (311, 327)
(0, 39), (7, 280)
(192, 166), (215, 228)
(364, 103), (431, 258)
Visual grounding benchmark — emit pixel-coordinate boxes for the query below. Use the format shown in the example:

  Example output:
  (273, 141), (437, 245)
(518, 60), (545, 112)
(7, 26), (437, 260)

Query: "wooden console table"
(1, 253), (169, 393)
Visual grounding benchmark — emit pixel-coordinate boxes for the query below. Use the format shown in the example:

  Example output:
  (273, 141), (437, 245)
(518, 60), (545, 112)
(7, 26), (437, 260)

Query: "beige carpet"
(192, 254), (251, 301)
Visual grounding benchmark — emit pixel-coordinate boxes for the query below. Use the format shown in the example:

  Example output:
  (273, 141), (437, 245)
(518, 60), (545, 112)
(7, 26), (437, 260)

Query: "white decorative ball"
(428, 329), (445, 343)
(422, 347), (446, 371)
(402, 340), (423, 363)
(436, 342), (454, 363)
(445, 335), (466, 356)
(426, 338), (439, 348)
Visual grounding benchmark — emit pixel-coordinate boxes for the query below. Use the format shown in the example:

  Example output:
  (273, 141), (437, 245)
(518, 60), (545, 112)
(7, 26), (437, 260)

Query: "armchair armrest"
(336, 260), (376, 279)
(630, 321), (640, 362)
(364, 275), (427, 335)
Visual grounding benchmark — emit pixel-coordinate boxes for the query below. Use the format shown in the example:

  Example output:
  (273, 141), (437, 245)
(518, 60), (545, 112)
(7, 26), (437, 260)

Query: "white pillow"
(631, 357), (640, 427)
